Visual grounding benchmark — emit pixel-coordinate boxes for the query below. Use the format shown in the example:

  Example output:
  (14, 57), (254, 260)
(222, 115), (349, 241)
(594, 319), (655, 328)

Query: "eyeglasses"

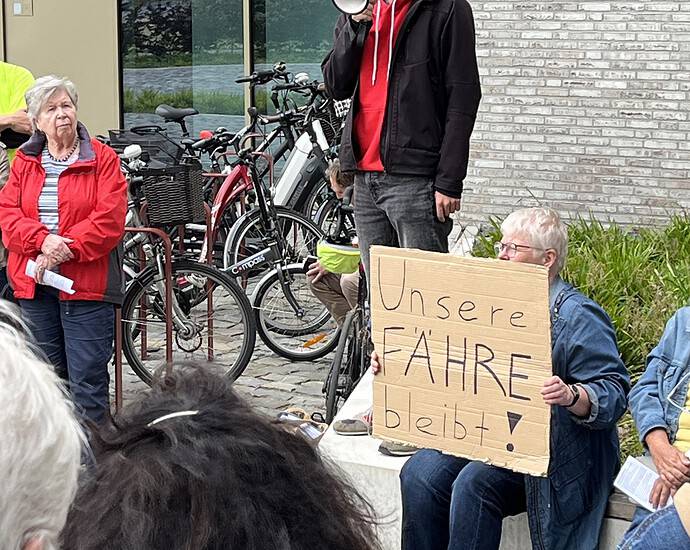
(494, 241), (544, 258)
(667, 372), (690, 416)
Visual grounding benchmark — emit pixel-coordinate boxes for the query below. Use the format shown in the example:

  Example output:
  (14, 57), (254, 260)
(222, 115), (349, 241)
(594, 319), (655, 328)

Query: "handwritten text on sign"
(371, 247), (552, 476)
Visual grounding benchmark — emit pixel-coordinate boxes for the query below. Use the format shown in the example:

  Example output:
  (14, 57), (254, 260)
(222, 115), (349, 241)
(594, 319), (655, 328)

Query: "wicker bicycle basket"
(313, 98), (351, 147)
(141, 164), (205, 227)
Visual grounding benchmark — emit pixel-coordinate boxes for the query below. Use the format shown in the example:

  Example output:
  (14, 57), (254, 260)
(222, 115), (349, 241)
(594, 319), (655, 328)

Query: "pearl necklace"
(47, 138), (79, 163)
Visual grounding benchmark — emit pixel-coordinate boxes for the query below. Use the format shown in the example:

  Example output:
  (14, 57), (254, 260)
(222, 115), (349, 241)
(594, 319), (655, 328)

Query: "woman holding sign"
(381, 207), (630, 550)
(617, 307), (690, 549)
(0, 75), (127, 424)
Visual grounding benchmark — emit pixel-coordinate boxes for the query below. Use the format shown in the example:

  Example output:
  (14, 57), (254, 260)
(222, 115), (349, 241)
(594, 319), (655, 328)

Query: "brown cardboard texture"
(371, 246), (552, 477)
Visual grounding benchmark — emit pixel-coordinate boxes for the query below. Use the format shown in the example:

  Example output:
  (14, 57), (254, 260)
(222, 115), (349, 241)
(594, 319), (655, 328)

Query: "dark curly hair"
(61, 364), (380, 550)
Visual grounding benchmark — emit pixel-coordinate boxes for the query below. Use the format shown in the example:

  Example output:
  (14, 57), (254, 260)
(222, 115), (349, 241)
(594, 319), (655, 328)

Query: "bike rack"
(114, 227), (174, 412)
(113, 206), (216, 412)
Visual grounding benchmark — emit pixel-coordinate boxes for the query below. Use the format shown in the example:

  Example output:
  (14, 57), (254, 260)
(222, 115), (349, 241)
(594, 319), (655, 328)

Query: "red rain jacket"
(0, 123), (127, 303)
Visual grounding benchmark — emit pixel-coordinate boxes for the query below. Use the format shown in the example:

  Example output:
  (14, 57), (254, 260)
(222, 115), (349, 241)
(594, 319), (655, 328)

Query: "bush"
(473, 214), (690, 458)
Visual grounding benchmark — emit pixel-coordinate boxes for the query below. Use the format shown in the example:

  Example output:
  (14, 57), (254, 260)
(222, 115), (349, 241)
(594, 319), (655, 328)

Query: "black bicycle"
(321, 191), (369, 422)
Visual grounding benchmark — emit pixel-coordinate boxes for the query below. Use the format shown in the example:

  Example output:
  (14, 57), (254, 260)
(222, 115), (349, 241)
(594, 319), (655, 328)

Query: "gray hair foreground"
(501, 207), (568, 273)
(0, 301), (84, 550)
(25, 75), (79, 131)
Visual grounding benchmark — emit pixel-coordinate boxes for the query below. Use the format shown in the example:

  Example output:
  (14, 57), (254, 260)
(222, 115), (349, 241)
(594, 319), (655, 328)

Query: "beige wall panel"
(3, 0), (119, 135)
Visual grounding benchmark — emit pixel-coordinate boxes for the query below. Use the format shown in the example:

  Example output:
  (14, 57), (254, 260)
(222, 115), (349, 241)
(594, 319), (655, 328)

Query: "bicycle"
(119, 155), (256, 385)
(324, 265), (369, 423)
(204, 142), (338, 362)
(319, 191), (369, 422)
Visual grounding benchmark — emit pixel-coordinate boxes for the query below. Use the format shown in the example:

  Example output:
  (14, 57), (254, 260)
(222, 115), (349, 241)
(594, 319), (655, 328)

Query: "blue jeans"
(400, 449), (527, 550)
(20, 287), (114, 423)
(618, 505), (690, 549)
(353, 172), (453, 283)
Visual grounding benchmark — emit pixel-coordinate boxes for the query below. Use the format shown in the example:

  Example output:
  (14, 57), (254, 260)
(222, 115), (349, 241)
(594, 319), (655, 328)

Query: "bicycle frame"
(211, 150), (309, 319)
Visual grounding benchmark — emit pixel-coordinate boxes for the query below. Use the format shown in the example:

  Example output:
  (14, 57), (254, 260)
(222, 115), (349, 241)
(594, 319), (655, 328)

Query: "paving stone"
(113, 338), (330, 418)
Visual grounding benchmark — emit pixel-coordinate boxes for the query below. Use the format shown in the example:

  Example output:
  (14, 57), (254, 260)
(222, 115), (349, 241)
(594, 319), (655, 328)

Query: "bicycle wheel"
(315, 197), (357, 240)
(253, 264), (339, 361)
(223, 206), (323, 285)
(121, 260), (256, 385)
(325, 309), (361, 423)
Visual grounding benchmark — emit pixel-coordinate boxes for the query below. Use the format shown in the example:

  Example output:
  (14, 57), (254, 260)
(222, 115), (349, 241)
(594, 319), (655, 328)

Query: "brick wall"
(460, 1), (690, 228)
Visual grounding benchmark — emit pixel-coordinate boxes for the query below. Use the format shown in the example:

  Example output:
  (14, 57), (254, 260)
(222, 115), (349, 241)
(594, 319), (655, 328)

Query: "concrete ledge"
(319, 371), (633, 550)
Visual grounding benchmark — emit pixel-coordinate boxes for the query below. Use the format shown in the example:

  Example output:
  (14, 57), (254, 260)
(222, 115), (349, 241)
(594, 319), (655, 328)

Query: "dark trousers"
(20, 287), (115, 423)
(353, 172), (453, 284)
(400, 449), (527, 550)
(0, 266), (14, 302)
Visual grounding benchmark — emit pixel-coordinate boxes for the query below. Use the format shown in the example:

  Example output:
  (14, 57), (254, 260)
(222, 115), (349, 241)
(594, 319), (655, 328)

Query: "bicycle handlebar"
(235, 62), (288, 86)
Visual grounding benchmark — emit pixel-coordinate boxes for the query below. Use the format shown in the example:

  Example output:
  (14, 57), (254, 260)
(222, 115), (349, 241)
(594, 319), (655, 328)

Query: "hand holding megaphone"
(353, 1), (375, 22)
(332, 0), (375, 21)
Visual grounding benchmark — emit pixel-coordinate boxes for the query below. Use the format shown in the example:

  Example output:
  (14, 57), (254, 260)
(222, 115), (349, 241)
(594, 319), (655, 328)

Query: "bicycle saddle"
(155, 104), (199, 122)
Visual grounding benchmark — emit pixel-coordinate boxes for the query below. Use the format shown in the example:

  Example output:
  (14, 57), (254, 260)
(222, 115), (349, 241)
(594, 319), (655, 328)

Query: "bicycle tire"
(121, 260), (256, 385)
(223, 206), (323, 283)
(252, 264), (339, 361)
(314, 197), (357, 240)
(325, 309), (360, 423)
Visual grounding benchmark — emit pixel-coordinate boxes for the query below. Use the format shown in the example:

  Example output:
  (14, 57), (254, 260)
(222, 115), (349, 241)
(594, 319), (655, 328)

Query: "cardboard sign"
(371, 246), (552, 476)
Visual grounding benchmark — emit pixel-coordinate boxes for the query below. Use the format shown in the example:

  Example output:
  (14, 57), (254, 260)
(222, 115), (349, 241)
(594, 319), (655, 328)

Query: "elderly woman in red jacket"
(0, 75), (127, 423)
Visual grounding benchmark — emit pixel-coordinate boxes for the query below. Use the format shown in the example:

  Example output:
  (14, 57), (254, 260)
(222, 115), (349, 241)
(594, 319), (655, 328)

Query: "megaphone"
(331, 0), (369, 15)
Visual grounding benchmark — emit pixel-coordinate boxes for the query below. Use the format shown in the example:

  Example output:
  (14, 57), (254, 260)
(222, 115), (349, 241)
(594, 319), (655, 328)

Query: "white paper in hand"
(25, 260), (76, 295)
(614, 455), (672, 513)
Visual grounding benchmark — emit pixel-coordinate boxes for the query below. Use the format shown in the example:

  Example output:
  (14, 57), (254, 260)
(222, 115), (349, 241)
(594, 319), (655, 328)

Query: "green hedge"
(124, 88), (268, 116)
(473, 214), (690, 458)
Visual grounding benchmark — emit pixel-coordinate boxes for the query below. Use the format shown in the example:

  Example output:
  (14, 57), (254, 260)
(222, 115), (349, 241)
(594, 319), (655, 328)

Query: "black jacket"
(322, 0), (481, 198)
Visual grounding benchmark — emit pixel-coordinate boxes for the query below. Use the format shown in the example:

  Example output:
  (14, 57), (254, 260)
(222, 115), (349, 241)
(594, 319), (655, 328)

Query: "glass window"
(120, 0), (339, 135)
(121, 0), (245, 137)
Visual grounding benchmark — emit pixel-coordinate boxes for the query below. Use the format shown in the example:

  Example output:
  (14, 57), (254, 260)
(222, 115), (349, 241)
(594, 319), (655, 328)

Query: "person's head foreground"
(61, 363), (380, 550)
(496, 206), (568, 281)
(0, 301), (84, 550)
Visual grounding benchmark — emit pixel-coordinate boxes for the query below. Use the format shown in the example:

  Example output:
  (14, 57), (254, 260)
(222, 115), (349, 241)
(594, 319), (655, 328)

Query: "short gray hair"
(0, 301), (85, 549)
(501, 207), (569, 273)
(25, 75), (79, 131)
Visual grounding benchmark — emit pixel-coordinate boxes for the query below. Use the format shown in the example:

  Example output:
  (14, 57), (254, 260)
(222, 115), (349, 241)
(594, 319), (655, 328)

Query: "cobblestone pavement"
(111, 339), (332, 420)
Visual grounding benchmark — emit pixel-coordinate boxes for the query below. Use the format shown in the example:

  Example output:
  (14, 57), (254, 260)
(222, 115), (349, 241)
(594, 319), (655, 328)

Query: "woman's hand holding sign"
(541, 376), (590, 418)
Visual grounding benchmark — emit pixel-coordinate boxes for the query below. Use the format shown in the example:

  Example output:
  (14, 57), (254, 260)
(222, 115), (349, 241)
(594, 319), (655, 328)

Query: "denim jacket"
(526, 281), (631, 550)
(629, 306), (690, 446)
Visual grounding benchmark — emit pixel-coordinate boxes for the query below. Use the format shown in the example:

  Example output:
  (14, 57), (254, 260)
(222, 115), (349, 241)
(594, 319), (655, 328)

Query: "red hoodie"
(353, 0), (412, 171)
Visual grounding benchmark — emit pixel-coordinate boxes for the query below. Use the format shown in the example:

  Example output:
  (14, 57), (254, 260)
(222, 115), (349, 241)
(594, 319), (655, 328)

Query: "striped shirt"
(39, 146), (77, 233)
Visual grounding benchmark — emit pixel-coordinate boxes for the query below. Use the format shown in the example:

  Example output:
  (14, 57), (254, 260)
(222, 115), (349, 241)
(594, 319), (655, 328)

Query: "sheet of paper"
(614, 455), (672, 512)
(25, 260), (76, 295)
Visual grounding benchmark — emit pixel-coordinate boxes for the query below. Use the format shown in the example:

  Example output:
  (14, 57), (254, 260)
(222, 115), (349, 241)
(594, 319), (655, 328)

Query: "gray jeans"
(353, 172), (453, 282)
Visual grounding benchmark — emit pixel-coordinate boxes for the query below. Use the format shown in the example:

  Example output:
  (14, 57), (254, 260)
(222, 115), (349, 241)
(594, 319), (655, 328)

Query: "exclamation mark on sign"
(506, 412), (523, 452)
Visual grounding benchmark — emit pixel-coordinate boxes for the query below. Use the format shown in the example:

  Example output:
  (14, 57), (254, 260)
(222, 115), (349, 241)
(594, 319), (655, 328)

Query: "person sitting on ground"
(0, 300), (84, 550)
(371, 207), (630, 549)
(308, 158), (360, 327)
(60, 363), (381, 550)
(617, 307), (690, 549)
